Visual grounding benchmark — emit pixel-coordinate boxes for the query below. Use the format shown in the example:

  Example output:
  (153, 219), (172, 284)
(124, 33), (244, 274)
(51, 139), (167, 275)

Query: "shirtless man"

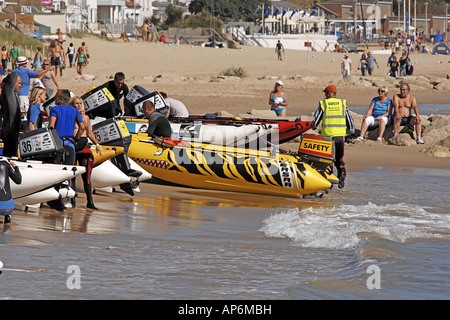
(393, 83), (424, 144)
(49, 40), (65, 77)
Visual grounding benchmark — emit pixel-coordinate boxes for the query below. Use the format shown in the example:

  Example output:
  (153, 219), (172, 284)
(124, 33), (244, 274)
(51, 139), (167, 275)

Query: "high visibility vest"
(319, 98), (347, 137)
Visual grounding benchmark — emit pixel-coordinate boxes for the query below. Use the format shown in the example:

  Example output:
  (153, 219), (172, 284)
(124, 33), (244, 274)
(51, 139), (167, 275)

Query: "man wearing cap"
(312, 85), (355, 189)
(12, 56), (53, 117)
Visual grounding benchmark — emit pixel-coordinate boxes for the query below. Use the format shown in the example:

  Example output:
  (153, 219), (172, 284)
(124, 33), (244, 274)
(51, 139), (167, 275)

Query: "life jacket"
(319, 98), (347, 137)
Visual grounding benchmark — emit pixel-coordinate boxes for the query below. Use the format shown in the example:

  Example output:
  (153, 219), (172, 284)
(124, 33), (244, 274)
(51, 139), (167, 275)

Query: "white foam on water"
(260, 202), (450, 250)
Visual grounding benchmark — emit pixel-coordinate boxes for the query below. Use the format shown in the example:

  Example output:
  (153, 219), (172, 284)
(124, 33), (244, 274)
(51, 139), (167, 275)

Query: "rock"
(153, 74), (187, 82)
(441, 136), (450, 149)
(434, 79), (450, 91)
(388, 134), (416, 146)
(75, 74), (95, 81)
(422, 125), (450, 145)
(427, 115), (450, 130)
(239, 109), (278, 119)
(421, 145), (450, 158)
(215, 110), (235, 117)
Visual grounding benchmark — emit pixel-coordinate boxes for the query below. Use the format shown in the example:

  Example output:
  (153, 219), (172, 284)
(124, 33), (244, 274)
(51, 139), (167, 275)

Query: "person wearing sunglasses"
(38, 59), (59, 99)
(103, 71), (129, 116)
(354, 86), (393, 143)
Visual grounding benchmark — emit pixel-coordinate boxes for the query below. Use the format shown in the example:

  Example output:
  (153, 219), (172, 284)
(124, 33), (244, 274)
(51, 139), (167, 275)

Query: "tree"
(164, 3), (184, 27)
(188, 0), (271, 22)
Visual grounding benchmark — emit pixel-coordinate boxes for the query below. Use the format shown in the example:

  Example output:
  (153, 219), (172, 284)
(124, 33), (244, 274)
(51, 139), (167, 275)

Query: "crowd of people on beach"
(0, 52), (191, 223)
(0, 32), (90, 80)
(0, 30), (434, 223)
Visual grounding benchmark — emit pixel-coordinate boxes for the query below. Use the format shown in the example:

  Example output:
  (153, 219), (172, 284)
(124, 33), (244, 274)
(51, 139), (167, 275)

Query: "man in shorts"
(366, 52), (379, 76)
(392, 83), (424, 144)
(49, 40), (65, 77)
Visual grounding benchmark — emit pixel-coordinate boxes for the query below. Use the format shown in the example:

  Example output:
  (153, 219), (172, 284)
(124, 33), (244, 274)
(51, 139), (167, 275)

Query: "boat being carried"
(167, 114), (312, 144)
(128, 131), (338, 198)
(122, 85), (310, 144)
(122, 117), (278, 146)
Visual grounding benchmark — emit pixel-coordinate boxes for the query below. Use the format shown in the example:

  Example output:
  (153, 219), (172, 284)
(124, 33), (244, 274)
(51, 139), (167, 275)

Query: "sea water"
(0, 166), (449, 300)
(352, 103), (450, 116)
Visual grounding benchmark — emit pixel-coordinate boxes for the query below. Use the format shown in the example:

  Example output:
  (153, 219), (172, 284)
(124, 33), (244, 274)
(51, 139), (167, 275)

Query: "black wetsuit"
(0, 160), (21, 207)
(147, 111), (172, 138)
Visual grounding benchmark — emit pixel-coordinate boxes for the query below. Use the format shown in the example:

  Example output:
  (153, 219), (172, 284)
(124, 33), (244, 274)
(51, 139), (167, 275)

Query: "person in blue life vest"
(312, 85), (355, 189)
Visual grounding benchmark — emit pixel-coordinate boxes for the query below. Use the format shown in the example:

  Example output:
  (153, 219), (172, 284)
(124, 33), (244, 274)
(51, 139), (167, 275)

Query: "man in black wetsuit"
(103, 72), (129, 116)
(142, 100), (172, 138)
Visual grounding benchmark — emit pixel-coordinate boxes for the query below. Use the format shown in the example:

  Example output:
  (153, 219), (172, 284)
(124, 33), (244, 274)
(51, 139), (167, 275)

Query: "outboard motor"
(42, 91), (76, 118)
(298, 133), (335, 172)
(124, 86), (169, 117)
(18, 127), (65, 163)
(82, 85), (121, 119)
(92, 118), (141, 195)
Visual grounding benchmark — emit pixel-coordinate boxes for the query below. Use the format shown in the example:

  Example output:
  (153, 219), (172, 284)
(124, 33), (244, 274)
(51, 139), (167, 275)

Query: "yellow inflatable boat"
(128, 133), (337, 198)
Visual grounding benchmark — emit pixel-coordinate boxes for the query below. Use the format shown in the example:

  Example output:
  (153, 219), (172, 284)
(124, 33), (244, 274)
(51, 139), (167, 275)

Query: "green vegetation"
(188, 0), (271, 22)
(0, 27), (43, 47)
(220, 66), (247, 78)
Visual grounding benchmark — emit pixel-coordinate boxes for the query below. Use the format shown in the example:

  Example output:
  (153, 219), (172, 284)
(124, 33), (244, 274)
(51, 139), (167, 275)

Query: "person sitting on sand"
(392, 83), (423, 144)
(354, 86), (393, 143)
(269, 80), (288, 117)
(142, 100), (172, 138)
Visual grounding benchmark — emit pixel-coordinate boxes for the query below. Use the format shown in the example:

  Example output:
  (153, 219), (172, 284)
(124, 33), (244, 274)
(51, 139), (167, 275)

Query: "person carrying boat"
(312, 85), (355, 189)
(0, 159), (22, 224)
(48, 89), (86, 166)
(269, 80), (288, 117)
(103, 72), (129, 116)
(70, 96), (102, 210)
(160, 92), (189, 118)
(27, 83), (47, 131)
(142, 100), (172, 138)
(0, 72), (23, 157)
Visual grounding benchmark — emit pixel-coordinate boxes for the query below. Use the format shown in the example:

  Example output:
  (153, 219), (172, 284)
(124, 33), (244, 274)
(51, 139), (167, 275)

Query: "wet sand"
(8, 35), (449, 213)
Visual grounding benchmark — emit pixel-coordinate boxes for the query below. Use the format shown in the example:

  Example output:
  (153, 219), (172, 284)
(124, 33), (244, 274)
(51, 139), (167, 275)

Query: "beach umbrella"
(263, 7), (270, 18)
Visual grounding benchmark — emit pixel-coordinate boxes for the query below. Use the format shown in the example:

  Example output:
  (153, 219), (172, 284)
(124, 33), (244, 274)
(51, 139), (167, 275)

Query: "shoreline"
(50, 36), (449, 171)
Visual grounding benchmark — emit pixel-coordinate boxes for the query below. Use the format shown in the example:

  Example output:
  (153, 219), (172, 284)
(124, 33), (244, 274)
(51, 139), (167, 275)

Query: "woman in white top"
(66, 43), (75, 68)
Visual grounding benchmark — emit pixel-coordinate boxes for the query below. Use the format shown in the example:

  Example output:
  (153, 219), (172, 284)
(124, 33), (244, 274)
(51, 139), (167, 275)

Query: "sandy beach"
(2, 36), (450, 300)
(52, 36), (450, 172)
